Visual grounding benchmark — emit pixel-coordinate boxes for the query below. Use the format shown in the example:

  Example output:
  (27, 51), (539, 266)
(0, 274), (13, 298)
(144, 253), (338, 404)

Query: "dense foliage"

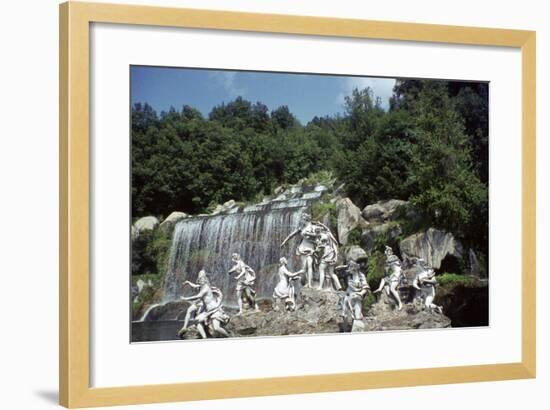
(132, 79), (488, 252)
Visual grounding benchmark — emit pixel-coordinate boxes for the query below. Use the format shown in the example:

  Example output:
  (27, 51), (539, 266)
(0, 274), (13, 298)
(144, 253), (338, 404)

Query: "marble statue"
(412, 258), (443, 313)
(340, 260), (370, 322)
(179, 279), (204, 332)
(178, 270), (230, 339)
(315, 230), (342, 291)
(228, 253), (260, 314)
(281, 212), (340, 289)
(273, 257), (304, 311)
(280, 213), (318, 288)
(373, 246), (404, 310)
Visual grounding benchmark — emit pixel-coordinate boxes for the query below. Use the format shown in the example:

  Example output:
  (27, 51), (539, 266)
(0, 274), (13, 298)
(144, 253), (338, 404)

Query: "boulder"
(361, 222), (403, 253)
(159, 211), (188, 236)
(344, 245), (368, 263)
(211, 199), (238, 215)
(399, 228), (463, 270)
(273, 185), (285, 195)
(362, 199), (409, 222)
(133, 216), (159, 235)
(335, 198), (368, 245)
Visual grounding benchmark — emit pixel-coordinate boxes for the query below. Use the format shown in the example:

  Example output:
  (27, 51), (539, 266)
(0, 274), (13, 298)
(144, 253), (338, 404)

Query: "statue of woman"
(280, 213), (318, 288)
(373, 246), (404, 310)
(412, 259), (443, 313)
(178, 270), (230, 338)
(273, 257), (304, 311)
(228, 253), (259, 314)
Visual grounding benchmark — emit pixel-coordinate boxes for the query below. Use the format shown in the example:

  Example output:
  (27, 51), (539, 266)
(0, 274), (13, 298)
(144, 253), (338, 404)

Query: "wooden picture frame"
(59, 1), (536, 407)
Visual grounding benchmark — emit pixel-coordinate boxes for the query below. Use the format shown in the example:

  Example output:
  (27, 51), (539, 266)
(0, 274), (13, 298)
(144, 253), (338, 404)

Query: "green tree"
(406, 82), (488, 245)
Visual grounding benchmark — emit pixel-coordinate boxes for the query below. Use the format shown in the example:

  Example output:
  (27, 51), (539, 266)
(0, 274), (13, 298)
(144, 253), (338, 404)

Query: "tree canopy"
(132, 79), (488, 252)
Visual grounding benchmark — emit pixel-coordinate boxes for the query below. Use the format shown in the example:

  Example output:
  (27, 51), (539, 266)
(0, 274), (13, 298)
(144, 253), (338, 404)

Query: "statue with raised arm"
(228, 253), (259, 314)
(177, 270), (230, 339)
(281, 212), (340, 289)
(412, 258), (443, 313)
(280, 213), (318, 288)
(178, 279), (204, 332)
(373, 246), (404, 310)
(340, 260), (370, 323)
(273, 257), (304, 311)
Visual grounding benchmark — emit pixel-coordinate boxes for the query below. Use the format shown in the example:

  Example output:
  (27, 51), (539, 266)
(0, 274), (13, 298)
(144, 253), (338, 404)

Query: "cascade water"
(163, 192), (323, 305)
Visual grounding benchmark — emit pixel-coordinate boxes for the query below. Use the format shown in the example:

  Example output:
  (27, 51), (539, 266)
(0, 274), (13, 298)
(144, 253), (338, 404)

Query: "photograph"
(130, 66), (489, 342)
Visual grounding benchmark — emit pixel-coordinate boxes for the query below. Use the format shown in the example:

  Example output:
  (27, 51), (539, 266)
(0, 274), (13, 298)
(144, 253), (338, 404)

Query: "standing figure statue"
(280, 213), (318, 288)
(228, 253), (260, 314)
(315, 230), (342, 290)
(412, 258), (443, 313)
(178, 270), (230, 339)
(281, 212), (340, 289)
(373, 246), (404, 310)
(273, 257), (304, 311)
(340, 260), (370, 322)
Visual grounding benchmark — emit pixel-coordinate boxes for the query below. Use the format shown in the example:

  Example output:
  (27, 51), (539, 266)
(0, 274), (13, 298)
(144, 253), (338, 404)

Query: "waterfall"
(163, 193), (322, 305)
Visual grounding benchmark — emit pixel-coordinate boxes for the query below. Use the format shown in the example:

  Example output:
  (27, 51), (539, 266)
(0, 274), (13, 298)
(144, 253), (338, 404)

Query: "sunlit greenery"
(132, 79), (488, 255)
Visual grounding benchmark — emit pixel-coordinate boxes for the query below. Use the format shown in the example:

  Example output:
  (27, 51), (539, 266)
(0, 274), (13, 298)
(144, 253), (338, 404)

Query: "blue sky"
(131, 66), (396, 124)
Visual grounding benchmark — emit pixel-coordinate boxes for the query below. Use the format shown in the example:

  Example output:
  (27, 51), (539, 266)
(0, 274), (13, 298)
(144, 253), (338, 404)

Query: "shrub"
(346, 228), (362, 246)
(303, 170), (334, 186)
(437, 273), (479, 288)
(366, 250), (386, 289)
(311, 202), (338, 232)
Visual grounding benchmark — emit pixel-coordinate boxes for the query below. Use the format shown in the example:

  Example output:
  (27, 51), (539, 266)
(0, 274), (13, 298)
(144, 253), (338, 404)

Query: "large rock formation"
(227, 287), (345, 337)
(362, 199), (408, 222)
(399, 228), (463, 271)
(159, 211), (188, 236)
(133, 216), (159, 235)
(335, 198), (368, 245)
(344, 245), (368, 263)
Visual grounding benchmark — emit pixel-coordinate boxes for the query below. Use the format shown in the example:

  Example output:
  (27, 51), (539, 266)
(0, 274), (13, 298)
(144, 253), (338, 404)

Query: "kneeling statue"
(273, 257), (304, 311)
(412, 258), (443, 314)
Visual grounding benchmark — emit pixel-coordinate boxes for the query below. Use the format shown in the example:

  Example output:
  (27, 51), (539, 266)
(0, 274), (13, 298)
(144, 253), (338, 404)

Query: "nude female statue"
(179, 279), (204, 332)
(228, 253), (259, 314)
(412, 258), (443, 313)
(373, 246), (404, 310)
(280, 213), (318, 288)
(273, 257), (304, 311)
(178, 270), (230, 339)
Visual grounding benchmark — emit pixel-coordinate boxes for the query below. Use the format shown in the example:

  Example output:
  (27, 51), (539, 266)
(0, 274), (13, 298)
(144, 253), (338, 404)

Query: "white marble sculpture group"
(178, 212), (444, 339)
